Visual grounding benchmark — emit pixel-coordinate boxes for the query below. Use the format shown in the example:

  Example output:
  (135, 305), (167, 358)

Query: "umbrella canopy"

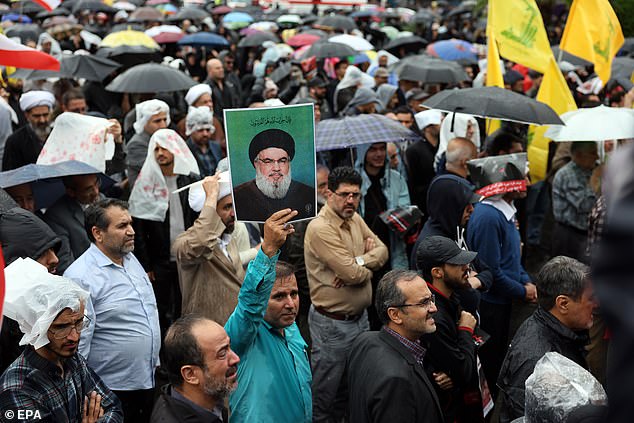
(249, 21), (278, 33)
(177, 31), (229, 48)
(544, 105), (634, 141)
(276, 14), (302, 26)
(11, 53), (120, 81)
(384, 35), (427, 57)
(237, 31), (279, 48)
(106, 62), (196, 93)
(0, 188), (18, 213)
(41, 15), (76, 29)
(110, 23), (145, 32)
(129, 6), (163, 21)
(314, 15), (356, 32)
(286, 33), (320, 48)
(100, 29), (159, 49)
(269, 61), (291, 83)
(552, 45), (592, 68)
(35, 7), (71, 19)
(316, 114), (421, 151)
(303, 41), (357, 59)
(112, 1), (136, 11)
(210, 5), (232, 15)
(611, 57), (634, 80)
(96, 44), (161, 67)
(151, 31), (183, 44)
(155, 4), (178, 15)
(0, 161), (114, 210)
(426, 39), (477, 62)
(168, 7), (210, 22)
(423, 86), (564, 125)
(619, 37), (634, 57)
(412, 8), (438, 24)
(144, 24), (181, 38)
(72, 0), (115, 13)
(395, 61), (468, 84)
(4, 24), (42, 43)
(329, 34), (374, 52)
(222, 11), (253, 30)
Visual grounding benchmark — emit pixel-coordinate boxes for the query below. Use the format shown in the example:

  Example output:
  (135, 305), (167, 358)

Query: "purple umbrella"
(426, 39), (477, 62)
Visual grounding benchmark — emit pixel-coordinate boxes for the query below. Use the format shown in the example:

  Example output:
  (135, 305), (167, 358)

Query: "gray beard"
(31, 123), (51, 142)
(255, 168), (292, 199)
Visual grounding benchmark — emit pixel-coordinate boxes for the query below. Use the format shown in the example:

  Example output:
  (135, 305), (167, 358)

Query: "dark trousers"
(478, 300), (512, 400)
(152, 261), (181, 338)
(113, 388), (155, 423)
(552, 221), (589, 263)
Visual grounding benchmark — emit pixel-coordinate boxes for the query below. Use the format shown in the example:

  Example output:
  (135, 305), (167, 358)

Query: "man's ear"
(387, 307), (402, 325)
(431, 266), (443, 281)
(181, 365), (200, 386)
(91, 226), (102, 244)
(555, 295), (570, 315)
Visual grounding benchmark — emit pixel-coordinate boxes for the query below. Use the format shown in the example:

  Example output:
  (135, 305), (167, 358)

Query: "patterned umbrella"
(315, 114), (420, 151)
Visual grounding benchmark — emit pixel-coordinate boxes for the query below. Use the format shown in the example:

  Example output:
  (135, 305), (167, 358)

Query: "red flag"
(0, 34), (60, 71)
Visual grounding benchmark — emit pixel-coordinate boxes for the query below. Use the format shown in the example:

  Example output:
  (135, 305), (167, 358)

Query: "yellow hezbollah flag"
(485, 22), (504, 135)
(559, 0), (624, 85)
(489, 0), (552, 74)
(527, 57), (577, 181)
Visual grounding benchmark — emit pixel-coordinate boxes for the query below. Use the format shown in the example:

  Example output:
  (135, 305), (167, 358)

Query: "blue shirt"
(225, 250), (312, 423)
(64, 243), (161, 390)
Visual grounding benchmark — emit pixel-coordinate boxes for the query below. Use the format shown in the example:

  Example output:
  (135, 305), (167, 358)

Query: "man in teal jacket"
(225, 208), (312, 423)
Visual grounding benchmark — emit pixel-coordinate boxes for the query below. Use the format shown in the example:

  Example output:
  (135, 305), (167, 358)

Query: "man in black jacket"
(346, 269), (444, 423)
(151, 315), (239, 423)
(417, 236), (485, 423)
(410, 175), (492, 314)
(497, 256), (596, 422)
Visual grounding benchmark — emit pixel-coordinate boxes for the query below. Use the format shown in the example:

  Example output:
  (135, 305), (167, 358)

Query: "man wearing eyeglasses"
(346, 269), (443, 423)
(416, 236), (485, 423)
(233, 128), (315, 222)
(0, 258), (123, 422)
(304, 166), (388, 423)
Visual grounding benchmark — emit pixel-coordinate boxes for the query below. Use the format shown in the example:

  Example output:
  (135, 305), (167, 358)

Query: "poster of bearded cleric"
(225, 103), (316, 223)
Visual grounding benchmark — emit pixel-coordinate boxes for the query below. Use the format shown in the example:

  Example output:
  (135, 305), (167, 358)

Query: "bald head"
(207, 59), (224, 81)
(445, 137), (477, 178)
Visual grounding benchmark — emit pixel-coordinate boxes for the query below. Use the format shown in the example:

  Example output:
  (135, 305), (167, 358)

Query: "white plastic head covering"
(369, 50), (399, 68)
(185, 84), (212, 107)
(186, 106), (214, 136)
(333, 65), (376, 112)
(37, 112), (114, 172)
(435, 112), (480, 169)
(19, 90), (55, 112)
(37, 32), (62, 57)
(129, 128), (200, 221)
(263, 98), (285, 107)
(414, 109), (442, 130)
(133, 99), (170, 134)
(3, 257), (89, 349)
(187, 171), (231, 212)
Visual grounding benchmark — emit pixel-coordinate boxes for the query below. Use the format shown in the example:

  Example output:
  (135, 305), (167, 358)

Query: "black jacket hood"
(0, 207), (61, 264)
(426, 175), (478, 239)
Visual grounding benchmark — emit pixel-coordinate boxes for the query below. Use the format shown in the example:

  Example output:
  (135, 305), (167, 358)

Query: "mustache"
(226, 366), (237, 377)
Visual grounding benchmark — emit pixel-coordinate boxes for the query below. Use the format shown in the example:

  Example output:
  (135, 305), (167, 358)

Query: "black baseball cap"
(416, 236), (477, 267)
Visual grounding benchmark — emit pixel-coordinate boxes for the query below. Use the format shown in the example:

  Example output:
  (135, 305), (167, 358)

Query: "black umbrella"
(552, 46), (592, 67)
(4, 24), (42, 43)
(110, 23), (145, 32)
(0, 188), (19, 213)
(303, 41), (357, 59)
(96, 45), (162, 68)
(11, 1), (45, 15)
(269, 62), (291, 83)
(620, 37), (634, 57)
(72, 0), (116, 13)
(167, 7), (210, 22)
(106, 63), (197, 93)
(412, 9), (438, 24)
(301, 14), (318, 25)
(396, 61), (468, 84)
(36, 7), (71, 19)
(314, 15), (357, 31)
(11, 53), (120, 81)
(422, 87), (564, 125)
(611, 57), (634, 80)
(237, 32), (280, 48)
(384, 35), (428, 57)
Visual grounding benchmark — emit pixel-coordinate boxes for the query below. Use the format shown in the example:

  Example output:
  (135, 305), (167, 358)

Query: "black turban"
(248, 128), (296, 166)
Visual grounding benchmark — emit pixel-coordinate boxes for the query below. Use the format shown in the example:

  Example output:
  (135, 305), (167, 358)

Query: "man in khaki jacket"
(173, 173), (245, 324)
(304, 166), (389, 423)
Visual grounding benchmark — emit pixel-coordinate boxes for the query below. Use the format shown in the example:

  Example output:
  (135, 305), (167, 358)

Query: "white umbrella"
(545, 105), (634, 141)
(112, 1), (136, 11)
(329, 34), (374, 52)
(145, 25), (183, 38)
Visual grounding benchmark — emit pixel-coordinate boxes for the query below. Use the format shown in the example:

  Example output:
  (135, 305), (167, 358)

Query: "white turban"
(3, 258), (89, 349)
(187, 171), (231, 213)
(129, 128), (200, 221)
(186, 106), (214, 136)
(414, 110), (442, 130)
(185, 84), (212, 107)
(133, 99), (170, 135)
(19, 90), (55, 112)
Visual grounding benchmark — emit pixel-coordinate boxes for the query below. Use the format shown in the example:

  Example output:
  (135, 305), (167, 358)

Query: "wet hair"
(375, 270), (419, 324)
(163, 314), (208, 386)
(84, 198), (128, 242)
(328, 166), (362, 192)
(536, 256), (590, 310)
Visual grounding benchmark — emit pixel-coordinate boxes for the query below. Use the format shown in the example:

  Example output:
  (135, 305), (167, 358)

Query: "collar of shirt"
(482, 197), (517, 221)
(89, 243), (131, 268)
(24, 346), (73, 379)
(170, 386), (222, 421)
(218, 233), (232, 259)
(383, 326), (426, 364)
(322, 202), (352, 230)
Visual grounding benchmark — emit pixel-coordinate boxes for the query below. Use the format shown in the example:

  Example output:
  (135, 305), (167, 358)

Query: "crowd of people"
(0, 0), (633, 422)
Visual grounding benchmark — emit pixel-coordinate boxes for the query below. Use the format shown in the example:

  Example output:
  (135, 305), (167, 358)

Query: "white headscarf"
(129, 128), (200, 221)
(186, 106), (214, 136)
(133, 99), (170, 135)
(435, 112), (480, 170)
(185, 84), (212, 107)
(3, 258), (89, 349)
